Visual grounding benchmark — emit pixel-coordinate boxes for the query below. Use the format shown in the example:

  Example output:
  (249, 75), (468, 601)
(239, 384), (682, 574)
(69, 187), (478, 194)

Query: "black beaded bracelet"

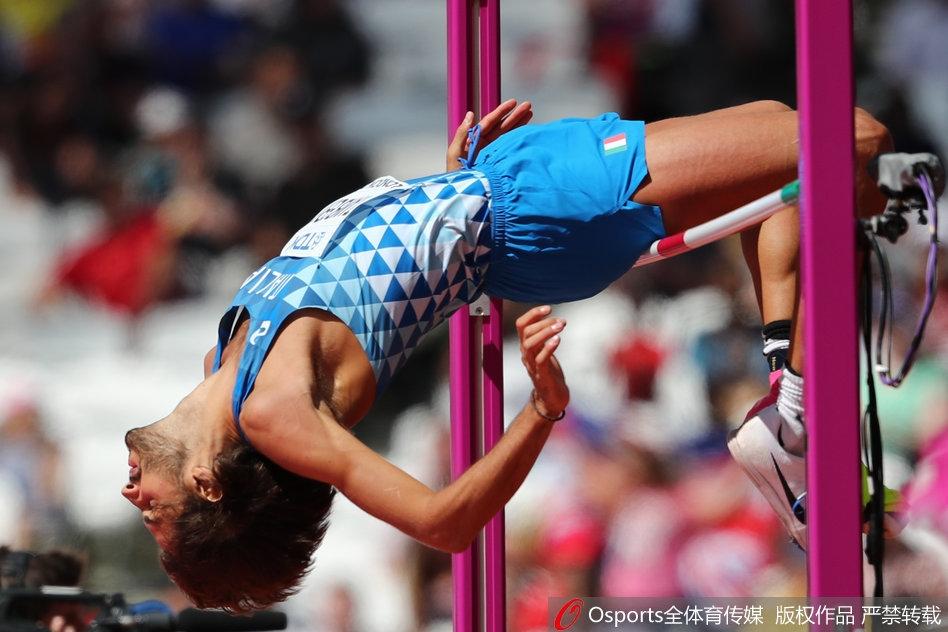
(531, 389), (565, 422)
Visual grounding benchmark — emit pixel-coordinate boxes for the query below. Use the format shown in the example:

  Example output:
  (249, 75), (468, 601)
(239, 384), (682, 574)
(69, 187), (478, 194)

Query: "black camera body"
(0, 587), (132, 631)
(0, 587), (287, 632)
(865, 152), (945, 243)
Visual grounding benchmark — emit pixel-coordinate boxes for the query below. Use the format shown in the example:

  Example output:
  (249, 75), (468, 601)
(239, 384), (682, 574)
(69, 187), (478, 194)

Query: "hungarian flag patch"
(603, 133), (627, 155)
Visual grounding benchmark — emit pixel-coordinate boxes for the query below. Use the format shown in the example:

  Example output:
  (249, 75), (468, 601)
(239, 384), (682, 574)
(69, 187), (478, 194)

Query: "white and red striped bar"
(634, 181), (799, 268)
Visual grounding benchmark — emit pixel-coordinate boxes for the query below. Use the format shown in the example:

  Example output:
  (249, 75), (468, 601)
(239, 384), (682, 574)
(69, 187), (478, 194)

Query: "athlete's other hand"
(446, 99), (533, 171)
(516, 305), (568, 420)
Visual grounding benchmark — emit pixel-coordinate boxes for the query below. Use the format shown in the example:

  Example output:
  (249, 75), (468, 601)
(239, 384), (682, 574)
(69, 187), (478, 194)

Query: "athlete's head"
(123, 393), (335, 612)
(159, 443), (335, 612)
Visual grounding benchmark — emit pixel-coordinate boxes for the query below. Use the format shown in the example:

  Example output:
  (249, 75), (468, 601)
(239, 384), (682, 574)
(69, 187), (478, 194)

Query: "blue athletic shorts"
(473, 112), (665, 303)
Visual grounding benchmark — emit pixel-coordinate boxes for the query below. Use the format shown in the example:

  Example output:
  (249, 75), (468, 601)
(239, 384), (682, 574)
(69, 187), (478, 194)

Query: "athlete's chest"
(223, 310), (375, 430)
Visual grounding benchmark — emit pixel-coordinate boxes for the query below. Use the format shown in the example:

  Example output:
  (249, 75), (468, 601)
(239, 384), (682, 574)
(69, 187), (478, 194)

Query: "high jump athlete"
(121, 99), (898, 611)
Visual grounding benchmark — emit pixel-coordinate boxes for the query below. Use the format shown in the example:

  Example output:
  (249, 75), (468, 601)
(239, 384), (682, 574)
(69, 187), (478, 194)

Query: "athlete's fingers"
(515, 305), (552, 334)
(480, 100), (532, 145)
(523, 333), (562, 375)
(446, 111), (475, 171)
(533, 333), (561, 366)
(520, 315), (562, 339)
(478, 98), (519, 134)
(516, 309), (552, 352)
(521, 323), (565, 379)
(450, 112), (474, 148)
(522, 319), (565, 350)
(496, 101), (532, 135)
(518, 302), (568, 413)
(529, 343), (568, 417)
(449, 101), (530, 171)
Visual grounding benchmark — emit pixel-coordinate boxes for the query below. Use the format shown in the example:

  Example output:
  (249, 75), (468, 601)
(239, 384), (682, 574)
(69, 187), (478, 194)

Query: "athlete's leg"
(634, 102), (891, 232)
(645, 99), (795, 135)
(647, 101), (798, 323)
(788, 108), (894, 373)
(647, 101), (799, 324)
(633, 103), (893, 368)
(638, 103), (898, 548)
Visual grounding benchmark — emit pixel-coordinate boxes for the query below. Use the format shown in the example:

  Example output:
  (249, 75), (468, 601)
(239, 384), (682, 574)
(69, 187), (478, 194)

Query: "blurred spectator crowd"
(1, 0), (371, 315)
(1, 1), (947, 631)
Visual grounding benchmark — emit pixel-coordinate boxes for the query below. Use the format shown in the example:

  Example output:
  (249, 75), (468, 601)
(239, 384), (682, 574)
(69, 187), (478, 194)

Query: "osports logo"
(554, 598), (584, 630)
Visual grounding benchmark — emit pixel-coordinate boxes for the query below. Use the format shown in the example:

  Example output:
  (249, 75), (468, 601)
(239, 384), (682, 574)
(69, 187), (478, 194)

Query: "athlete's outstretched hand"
(516, 305), (569, 420)
(446, 98), (533, 171)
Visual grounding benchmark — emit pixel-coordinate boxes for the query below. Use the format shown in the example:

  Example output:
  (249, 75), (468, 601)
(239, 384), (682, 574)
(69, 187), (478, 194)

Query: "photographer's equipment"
(0, 587), (113, 632)
(860, 152), (943, 598)
(92, 608), (287, 631)
(170, 609), (286, 632)
(0, 588), (287, 632)
(0, 553), (36, 590)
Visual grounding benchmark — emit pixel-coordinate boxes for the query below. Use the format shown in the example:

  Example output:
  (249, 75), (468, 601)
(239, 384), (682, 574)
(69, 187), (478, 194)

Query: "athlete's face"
(122, 425), (188, 550)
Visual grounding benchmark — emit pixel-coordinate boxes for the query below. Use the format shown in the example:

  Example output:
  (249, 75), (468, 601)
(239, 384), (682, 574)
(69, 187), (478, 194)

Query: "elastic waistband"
(473, 161), (511, 260)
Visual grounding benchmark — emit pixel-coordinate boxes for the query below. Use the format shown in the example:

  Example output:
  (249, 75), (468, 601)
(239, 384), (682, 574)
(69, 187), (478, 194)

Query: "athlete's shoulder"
(237, 321), (316, 422)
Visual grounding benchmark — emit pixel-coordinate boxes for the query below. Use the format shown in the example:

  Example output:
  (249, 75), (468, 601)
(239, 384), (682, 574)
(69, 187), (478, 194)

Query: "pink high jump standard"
(795, 0), (865, 601)
(448, 2), (865, 630)
(448, 1), (506, 632)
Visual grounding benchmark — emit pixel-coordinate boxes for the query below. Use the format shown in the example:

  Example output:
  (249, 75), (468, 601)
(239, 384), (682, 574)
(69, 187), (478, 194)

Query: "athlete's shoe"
(728, 381), (904, 550)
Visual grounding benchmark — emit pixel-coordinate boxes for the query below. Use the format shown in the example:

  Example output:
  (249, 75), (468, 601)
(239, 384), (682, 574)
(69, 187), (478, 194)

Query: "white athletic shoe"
(728, 386), (809, 548)
(729, 381), (905, 550)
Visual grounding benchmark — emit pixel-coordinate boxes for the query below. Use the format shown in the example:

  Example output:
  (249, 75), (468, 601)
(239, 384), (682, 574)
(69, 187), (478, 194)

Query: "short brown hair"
(160, 443), (335, 612)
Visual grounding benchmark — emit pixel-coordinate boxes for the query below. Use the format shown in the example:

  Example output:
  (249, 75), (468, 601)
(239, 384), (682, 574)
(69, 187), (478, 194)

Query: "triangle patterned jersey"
(212, 113), (665, 423)
(212, 169), (493, 421)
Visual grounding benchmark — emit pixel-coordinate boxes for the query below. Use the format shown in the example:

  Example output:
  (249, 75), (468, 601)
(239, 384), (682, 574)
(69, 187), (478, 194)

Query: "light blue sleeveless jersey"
(213, 114), (665, 433)
(213, 170), (492, 424)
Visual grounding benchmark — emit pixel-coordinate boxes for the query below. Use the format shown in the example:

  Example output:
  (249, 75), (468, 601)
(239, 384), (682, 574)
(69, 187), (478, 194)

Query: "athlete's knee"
(853, 108), (893, 217)
(752, 100), (793, 114)
(854, 107), (894, 159)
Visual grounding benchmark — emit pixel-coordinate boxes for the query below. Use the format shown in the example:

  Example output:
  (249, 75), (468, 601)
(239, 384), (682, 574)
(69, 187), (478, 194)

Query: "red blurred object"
(903, 428), (948, 533)
(53, 210), (171, 315)
(511, 572), (571, 632)
(609, 336), (666, 400)
(537, 510), (605, 569)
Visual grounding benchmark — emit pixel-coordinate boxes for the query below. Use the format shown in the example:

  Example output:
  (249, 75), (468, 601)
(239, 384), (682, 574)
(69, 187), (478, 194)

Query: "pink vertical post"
(448, 2), (478, 632)
(795, 0), (864, 599)
(478, 1), (506, 632)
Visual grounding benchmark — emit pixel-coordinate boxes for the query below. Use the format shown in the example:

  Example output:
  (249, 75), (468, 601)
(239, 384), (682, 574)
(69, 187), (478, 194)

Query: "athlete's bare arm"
(240, 305), (568, 553)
